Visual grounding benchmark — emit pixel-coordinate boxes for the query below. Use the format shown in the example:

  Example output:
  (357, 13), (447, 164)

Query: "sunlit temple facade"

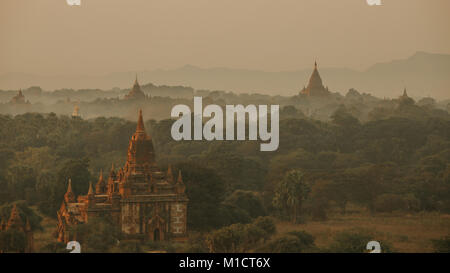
(57, 110), (188, 243)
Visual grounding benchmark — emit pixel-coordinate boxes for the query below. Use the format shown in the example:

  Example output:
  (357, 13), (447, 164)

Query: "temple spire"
(67, 178), (73, 193)
(64, 178), (75, 203)
(177, 170), (183, 183)
(300, 60), (330, 96)
(175, 170), (186, 194)
(96, 169), (106, 194)
(88, 181), (94, 195)
(136, 109), (145, 132)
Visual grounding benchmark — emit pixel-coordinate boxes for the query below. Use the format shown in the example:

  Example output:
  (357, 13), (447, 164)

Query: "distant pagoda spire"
(10, 88), (27, 104)
(88, 181), (94, 196)
(175, 170), (186, 194)
(95, 169), (106, 194)
(399, 87), (415, 104)
(64, 178), (76, 203)
(300, 61), (330, 96)
(124, 75), (146, 100)
(402, 88), (408, 97)
(308, 61), (323, 88)
(136, 109), (145, 133)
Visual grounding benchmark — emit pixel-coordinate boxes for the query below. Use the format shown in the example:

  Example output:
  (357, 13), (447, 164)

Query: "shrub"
(39, 242), (68, 253)
(253, 216), (276, 242)
(404, 194), (421, 212)
(330, 230), (372, 253)
(287, 231), (315, 248)
(431, 236), (450, 253)
(259, 230), (315, 253)
(116, 240), (142, 253)
(207, 217), (277, 253)
(374, 194), (407, 213)
(223, 190), (266, 219)
(329, 230), (394, 253)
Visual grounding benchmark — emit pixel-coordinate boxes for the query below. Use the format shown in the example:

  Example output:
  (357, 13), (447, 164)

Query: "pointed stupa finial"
(88, 181), (94, 195)
(67, 178), (73, 193)
(403, 88), (408, 97)
(314, 61), (317, 69)
(96, 169), (106, 194)
(64, 178), (75, 203)
(136, 109), (145, 132)
(177, 170), (183, 183)
(175, 170), (186, 194)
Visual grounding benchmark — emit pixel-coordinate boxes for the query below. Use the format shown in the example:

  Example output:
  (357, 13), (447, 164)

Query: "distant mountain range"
(1, 51), (449, 99)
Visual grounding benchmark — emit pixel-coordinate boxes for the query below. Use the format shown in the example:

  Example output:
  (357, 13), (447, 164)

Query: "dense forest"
(0, 91), (449, 252)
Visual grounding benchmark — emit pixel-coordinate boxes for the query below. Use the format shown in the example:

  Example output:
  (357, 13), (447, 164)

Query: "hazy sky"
(1, 0), (449, 75)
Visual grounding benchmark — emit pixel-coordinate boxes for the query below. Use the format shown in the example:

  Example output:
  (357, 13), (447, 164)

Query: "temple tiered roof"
(300, 62), (330, 96)
(124, 75), (147, 100)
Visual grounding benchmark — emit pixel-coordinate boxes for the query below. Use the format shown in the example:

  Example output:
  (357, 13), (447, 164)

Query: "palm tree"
(273, 170), (310, 224)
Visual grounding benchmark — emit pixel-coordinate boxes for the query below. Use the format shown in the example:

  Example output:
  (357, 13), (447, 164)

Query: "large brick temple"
(300, 62), (331, 97)
(57, 110), (188, 243)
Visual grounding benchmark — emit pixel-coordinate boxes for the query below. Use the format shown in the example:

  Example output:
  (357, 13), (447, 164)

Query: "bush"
(253, 216), (276, 242)
(404, 194), (421, 212)
(223, 190), (266, 219)
(39, 242), (68, 253)
(329, 230), (394, 253)
(431, 236), (450, 253)
(115, 240), (143, 253)
(287, 231), (315, 248)
(182, 233), (209, 253)
(0, 229), (27, 253)
(259, 231), (315, 253)
(374, 194), (407, 213)
(144, 240), (176, 253)
(207, 217), (278, 253)
(330, 230), (372, 253)
(69, 216), (121, 253)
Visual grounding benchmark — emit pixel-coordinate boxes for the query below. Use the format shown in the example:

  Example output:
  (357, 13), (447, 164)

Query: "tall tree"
(272, 169), (310, 224)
